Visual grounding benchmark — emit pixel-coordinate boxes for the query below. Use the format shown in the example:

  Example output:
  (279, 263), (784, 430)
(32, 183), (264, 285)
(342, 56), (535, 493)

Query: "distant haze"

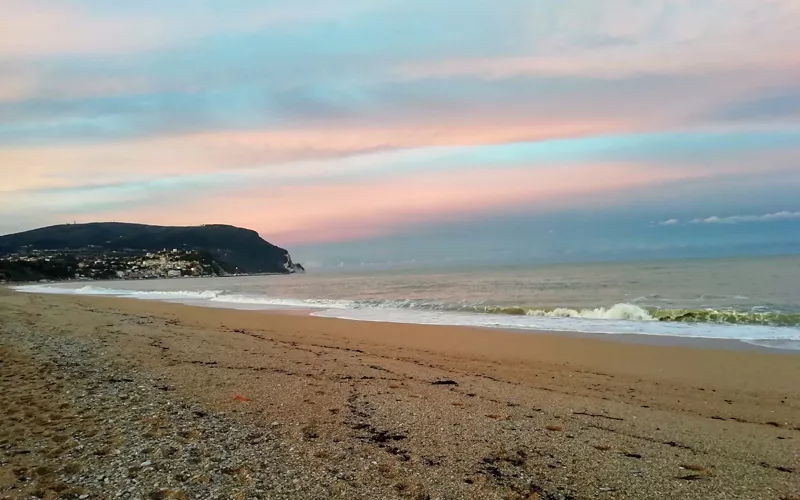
(1, 1), (799, 268)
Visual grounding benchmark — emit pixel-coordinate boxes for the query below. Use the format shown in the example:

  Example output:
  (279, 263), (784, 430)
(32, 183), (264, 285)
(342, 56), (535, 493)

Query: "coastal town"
(0, 248), (227, 283)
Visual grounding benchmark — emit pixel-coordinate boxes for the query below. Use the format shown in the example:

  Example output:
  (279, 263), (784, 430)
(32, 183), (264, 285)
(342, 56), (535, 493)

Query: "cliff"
(0, 223), (303, 275)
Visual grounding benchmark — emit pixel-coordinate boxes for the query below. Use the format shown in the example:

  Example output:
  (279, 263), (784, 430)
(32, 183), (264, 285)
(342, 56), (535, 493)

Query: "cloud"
(0, 125), (617, 196)
(0, 76), (641, 145)
(690, 212), (800, 224)
(0, 121), (627, 193)
(0, 0), (366, 58)
(659, 219), (679, 226)
(396, 50), (798, 81)
(1, 0), (799, 162)
(7, 128), (799, 203)
(706, 86), (800, 123)
(4, 161), (700, 244)
(395, 0), (800, 80)
(3, 0), (800, 256)
(0, 2), (168, 57)
(3, 0), (799, 138)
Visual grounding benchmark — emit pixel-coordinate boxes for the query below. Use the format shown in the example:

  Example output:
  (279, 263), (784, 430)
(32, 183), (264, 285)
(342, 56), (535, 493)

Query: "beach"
(1, 288), (798, 499)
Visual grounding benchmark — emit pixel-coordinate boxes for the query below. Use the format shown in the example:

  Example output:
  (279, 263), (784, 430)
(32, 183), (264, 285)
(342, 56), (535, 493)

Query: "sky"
(1, 0), (799, 269)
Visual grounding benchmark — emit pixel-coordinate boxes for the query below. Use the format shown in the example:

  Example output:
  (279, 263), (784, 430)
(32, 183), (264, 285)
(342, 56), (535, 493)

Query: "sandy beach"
(1, 288), (798, 499)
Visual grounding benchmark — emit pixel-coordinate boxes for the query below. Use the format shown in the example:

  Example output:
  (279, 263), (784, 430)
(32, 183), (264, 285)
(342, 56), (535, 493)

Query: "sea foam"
(524, 303), (655, 321)
(12, 283), (800, 350)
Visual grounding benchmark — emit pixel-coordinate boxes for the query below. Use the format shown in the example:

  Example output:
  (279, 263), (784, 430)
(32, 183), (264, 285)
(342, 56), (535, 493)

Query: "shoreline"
(2, 288), (799, 499)
(9, 284), (800, 354)
(289, 309), (796, 354)
(8, 288), (800, 390)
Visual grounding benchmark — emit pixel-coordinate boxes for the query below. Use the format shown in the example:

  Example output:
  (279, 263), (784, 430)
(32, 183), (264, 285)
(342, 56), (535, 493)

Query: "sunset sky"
(2, 1), (799, 268)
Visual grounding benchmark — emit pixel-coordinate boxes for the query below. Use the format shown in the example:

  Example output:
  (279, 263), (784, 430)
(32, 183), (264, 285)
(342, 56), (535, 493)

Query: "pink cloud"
(0, 2), (168, 57)
(85, 162), (702, 245)
(0, 1), (368, 58)
(0, 120), (627, 193)
(397, 0), (800, 80)
(396, 49), (800, 81)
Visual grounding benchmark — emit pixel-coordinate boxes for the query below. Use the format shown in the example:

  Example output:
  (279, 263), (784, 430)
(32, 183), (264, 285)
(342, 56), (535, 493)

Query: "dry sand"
(1, 288), (798, 499)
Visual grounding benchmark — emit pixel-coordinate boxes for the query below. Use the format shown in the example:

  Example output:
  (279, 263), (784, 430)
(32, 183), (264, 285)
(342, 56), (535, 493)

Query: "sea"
(14, 255), (800, 351)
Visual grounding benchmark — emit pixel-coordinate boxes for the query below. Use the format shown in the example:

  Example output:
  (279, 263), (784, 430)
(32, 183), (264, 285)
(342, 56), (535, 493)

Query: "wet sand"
(1, 288), (798, 499)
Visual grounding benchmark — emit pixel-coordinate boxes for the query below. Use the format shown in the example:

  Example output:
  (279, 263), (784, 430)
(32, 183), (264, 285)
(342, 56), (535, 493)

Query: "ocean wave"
(311, 307), (800, 349)
(13, 283), (800, 349)
(650, 308), (800, 326)
(477, 303), (656, 321)
(12, 284), (800, 328)
(401, 303), (798, 327)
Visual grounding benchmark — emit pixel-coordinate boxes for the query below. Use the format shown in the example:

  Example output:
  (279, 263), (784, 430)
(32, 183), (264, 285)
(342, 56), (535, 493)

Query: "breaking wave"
(13, 284), (800, 328)
(466, 303), (656, 321)
(445, 303), (800, 327)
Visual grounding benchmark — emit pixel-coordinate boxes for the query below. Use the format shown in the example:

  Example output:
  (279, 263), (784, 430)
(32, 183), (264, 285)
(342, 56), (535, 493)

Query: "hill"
(0, 223), (303, 275)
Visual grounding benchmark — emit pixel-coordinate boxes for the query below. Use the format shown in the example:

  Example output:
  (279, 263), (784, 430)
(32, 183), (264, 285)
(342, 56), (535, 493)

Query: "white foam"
(525, 303), (655, 321)
(209, 294), (353, 309)
(13, 283), (800, 350)
(11, 284), (78, 294)
(311, 307), (800, 347)
(740, 339), (800, 351)
(14, 285), (225, 301)
(12, 284), (350, 310)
